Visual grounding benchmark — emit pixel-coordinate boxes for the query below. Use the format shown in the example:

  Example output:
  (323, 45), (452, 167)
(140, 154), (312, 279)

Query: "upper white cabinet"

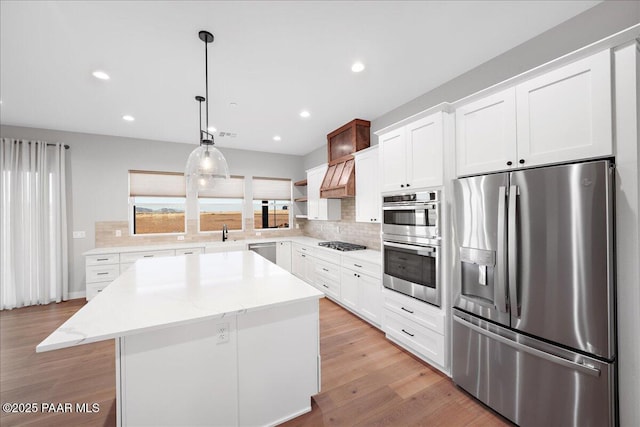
(455, 88), (517, 176)
(307, 164), (341, 221)
(354, 146), (381, 223)
(456, 49), (612, 176)
(380, 112), (444, 193)
(515, 50), (612, 167)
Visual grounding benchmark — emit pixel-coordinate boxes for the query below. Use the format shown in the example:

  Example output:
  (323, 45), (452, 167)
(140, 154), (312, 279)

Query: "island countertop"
(37, 251), (323, 353)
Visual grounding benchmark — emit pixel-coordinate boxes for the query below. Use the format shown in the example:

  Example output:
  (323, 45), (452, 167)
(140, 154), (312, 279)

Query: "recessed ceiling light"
(122, 115), (135, 122)
(351, 62), (365, 73)
(92, 70), (110, 80)
(208, 126), (217, 133)
(273, 135), (281, 141)
(300, 110), (310, 118)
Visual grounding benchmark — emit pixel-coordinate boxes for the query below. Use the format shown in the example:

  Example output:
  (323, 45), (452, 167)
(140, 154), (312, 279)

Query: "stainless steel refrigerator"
(452, 160), (616, 426)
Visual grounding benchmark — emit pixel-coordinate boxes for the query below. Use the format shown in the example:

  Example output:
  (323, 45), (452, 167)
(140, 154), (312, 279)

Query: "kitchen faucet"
(222, 224), (228, 242)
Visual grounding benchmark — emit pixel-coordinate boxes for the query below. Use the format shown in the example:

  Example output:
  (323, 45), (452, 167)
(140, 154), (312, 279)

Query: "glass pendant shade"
(185, 144), (229, 193)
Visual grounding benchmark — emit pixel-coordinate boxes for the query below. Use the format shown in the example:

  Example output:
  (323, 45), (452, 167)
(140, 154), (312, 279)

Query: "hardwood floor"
(0, 297), (510, 426)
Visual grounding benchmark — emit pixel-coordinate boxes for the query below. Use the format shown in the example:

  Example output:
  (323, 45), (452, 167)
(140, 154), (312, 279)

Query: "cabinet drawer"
(176, 247), (204, 256)
(293, 243), (314, 255)
(86, 282), (110, 301)
(383, 289), (444, 334)
(341, 256), (380, 277)
(315, 274), (340, 300)
(384, 310), (445, 367)
(86, 264), (120, 283)
(314, 259), (340, 282)
(86, 253), (119, 266)
(119, 249), (176, 263)
(314, 249), (341, 265)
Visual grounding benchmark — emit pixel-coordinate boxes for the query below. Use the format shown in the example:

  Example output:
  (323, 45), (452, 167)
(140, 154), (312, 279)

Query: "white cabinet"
(455, 87), (517, 176)
(291, 243), (313, 283)
(276, 241), (292, 272)
(382, 289), (446, 371)
(85, 253), (120, 300)
(456, 49), (612, 176)
(340, 255), (382, 326)
(516, 49), (612, 167)
(355, 146), (381, 223)
(313, 258), (341, 300)
(205, 243), (245, 253)
(306, 164), (341, 221)
(380, 112), (445, 193)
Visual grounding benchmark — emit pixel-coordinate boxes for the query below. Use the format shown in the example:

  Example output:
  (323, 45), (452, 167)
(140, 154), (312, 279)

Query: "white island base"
(37, 252), (323, 427)
(117, 299), (319, 427)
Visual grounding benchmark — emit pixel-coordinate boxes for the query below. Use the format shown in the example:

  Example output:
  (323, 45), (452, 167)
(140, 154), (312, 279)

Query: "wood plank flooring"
(0, 297), (511, 426)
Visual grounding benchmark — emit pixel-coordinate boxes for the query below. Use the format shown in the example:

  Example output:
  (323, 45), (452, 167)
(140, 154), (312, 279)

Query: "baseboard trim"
(68, 291), (86, 300)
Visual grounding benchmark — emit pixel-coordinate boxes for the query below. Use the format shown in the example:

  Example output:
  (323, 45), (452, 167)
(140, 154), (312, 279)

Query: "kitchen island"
(37, 251), (324, 426)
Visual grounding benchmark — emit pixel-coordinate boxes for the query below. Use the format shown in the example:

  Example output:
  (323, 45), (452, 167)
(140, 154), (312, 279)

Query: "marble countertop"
(37, 251), (323, 353)
(84, 236), (382, 265)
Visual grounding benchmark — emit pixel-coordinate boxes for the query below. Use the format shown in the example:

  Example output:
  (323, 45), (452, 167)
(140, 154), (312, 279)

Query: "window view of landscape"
(199, 198), (244, 232)
(133, 197), (186, 234)
(253, 200), (290, 229)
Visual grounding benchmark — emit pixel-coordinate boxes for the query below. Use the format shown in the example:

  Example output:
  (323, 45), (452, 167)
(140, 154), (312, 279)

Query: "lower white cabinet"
(292, 243), (313, 283)
(340, 255), (382, 326)
(276, 241), (292, 272)
(313, 258), (341, 300)
(382, 289), (447, 372)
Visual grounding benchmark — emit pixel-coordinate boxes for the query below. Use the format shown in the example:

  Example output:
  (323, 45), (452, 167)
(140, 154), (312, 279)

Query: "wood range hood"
(320, 119), (370, 198)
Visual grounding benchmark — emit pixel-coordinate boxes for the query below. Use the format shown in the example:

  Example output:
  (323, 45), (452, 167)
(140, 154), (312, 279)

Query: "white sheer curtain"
(0, 138), (69, 310)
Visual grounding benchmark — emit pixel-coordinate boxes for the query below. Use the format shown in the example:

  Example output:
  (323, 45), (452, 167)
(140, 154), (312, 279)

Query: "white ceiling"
(0, 1), (600, 156)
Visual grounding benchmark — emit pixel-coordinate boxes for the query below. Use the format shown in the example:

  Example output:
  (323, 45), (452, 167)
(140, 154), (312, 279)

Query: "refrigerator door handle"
(508, 185), (520, 317)
(453, 314), (601, 377)
(495, 186), (508, 312)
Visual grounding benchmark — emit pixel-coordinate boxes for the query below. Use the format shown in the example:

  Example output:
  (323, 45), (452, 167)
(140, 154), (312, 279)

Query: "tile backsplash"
(297, 198), (381, 250)
(95, 198), (380, 250)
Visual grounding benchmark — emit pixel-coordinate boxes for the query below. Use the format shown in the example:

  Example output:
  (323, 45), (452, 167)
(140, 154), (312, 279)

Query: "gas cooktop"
(318, 241), (366, 251)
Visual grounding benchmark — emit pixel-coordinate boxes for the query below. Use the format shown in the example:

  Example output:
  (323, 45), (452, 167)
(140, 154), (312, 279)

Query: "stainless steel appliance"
(382, 190), (441, 307)
(318, 241), (366, 251)
(248, 242), (276, 264)
(382, 191), (439, 239)
(452, 160), (616, 426)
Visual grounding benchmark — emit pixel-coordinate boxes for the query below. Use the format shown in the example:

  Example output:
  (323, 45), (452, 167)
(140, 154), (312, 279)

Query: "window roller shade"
(129, 171), (186, 197)
(198, 176), (244, 198)
(253, 177), (291, 200)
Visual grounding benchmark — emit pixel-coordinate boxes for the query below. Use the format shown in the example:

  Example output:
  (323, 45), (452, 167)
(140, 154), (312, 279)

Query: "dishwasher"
(248, 242), (277, 264)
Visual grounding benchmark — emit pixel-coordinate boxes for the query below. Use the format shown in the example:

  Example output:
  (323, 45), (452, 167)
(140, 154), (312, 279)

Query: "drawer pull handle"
(97, 272), (109, 276)
(401, 307), (414, 314)
(184, 252), (193, 254)
(143, 255), (154, 258)
(301, 254), (306, 258)
(322, 284), (329, 289)
(354, 264), (363, 268)
(97, 258), (108, 261)
(401, 329), (415, 337)
(322, 268), (329, 272)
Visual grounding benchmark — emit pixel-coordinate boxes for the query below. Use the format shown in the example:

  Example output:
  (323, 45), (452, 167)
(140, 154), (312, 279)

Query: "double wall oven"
(382, 191), (441, 307)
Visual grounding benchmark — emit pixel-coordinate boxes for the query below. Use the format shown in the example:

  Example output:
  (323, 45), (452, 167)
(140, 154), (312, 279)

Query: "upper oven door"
(383, 240), (440, 307)
(382, 203), (439, 239)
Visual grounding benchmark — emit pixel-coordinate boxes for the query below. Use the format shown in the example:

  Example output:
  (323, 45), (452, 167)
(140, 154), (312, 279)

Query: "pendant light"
(185, 30), (229, 193)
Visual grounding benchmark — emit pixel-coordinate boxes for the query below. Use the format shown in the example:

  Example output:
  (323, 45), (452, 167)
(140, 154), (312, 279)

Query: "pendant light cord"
(205, 36), (209, 135)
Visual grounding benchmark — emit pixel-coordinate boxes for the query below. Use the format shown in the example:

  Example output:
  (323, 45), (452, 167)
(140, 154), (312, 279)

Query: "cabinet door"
(275, 241), (292, 272)
(456, 87), (517, 176)
(516, 49), (612, 167)
(406, 113), (444, 189)
(306, 167), (323, 220)
(358, 273), (381, 326)
(380, 128), (407, 193)
(340, 270), (359, 311)
(355, 147), (381, 223)
(291, 250), (306, 280)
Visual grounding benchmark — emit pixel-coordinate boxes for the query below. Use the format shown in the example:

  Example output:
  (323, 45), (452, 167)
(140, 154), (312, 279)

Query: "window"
(198, 176), (245, 232)
(129, 171), (186, 235)
(252, 177), (291, 229)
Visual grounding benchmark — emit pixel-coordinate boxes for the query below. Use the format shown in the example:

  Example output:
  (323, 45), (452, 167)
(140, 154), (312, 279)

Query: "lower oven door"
(383, 240), (440, 307)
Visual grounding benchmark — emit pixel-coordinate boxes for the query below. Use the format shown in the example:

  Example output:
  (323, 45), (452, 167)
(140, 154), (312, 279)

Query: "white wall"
(0, 125), (306, 296)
